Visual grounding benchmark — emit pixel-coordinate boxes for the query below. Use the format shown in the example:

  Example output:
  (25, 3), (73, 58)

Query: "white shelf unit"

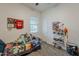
(53, 22), (67, 50)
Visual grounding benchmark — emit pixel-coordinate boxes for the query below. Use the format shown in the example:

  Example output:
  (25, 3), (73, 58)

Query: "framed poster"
(15, 20), (23, 29)
(7, 18), (16, 30)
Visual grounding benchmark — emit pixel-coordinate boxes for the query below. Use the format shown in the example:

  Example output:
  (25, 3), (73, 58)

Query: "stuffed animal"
(25, 43), (32, 50)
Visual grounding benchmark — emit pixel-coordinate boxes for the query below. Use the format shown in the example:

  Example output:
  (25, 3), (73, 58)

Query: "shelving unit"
(53, 21), (68, 50)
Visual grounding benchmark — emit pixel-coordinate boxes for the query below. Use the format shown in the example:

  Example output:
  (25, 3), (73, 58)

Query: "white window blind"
(30, 17), (38, 33)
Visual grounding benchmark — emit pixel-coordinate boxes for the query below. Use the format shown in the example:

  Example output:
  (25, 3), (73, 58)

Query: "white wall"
(41, 3), (79, 47)
(0, 3), (41, 43)
(1, 3), (79, 47)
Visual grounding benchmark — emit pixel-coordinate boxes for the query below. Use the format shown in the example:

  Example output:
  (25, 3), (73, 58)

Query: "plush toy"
(4, 43), (13, 56)
(5, 43), (13, 49)
(10, 43), (20, 54)
(17, 34), (26, 45)
(11, 46), (19, 54)
(25, 43), (32, 50)
(64, 27), (68, 35)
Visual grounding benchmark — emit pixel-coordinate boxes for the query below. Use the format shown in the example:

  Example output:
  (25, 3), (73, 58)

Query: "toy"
(17, 34), (26, 45)
(25, 43), (32, 50)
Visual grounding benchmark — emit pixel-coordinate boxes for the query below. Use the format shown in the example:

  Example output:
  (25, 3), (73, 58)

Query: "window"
(30, 17), (38, 33)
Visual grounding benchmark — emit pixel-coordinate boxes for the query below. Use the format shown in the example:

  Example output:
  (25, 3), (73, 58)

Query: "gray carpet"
(27, 41), (70, 56)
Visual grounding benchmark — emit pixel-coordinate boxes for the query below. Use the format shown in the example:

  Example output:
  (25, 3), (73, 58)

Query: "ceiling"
(23, 3), (60, 12)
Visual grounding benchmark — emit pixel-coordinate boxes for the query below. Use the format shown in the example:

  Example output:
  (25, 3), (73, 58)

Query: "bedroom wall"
(0, 3), (41, 43)
(41, 3), (79, 47)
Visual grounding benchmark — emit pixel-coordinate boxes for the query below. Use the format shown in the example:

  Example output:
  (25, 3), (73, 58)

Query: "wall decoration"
(7, 18), (16, 30)
(15, 20), (23, 29)
(7, 18), (24, 30)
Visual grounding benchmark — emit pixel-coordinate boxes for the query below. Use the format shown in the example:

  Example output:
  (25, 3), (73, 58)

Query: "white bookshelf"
(53, 21), (68, 50)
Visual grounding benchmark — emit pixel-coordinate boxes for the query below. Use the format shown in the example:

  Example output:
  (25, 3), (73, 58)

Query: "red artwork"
(15, 20), (23, 29)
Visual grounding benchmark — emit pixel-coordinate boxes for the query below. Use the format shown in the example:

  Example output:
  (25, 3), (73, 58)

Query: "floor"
(27, 41), (70, 56)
